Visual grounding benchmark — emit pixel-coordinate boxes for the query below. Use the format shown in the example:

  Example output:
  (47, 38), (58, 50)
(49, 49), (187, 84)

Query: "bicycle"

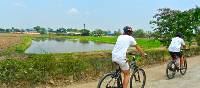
(97, 54), (146, 88)
(166, 49), (189, 79)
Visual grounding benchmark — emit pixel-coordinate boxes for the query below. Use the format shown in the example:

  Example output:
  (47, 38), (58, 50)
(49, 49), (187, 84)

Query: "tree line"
(0, 26), (154, 37)
(150, 6), (200, 46)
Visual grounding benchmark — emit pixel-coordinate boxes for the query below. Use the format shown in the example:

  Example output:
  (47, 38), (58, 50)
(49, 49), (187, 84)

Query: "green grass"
(15, 36), (32, 53)
(0, 36), (32, 56)
(0, 51), (113, 86)
(64, 36), (161, 49)
(0, 34), (199, 87)
(65, 36), (118, 44)
(30, 34), (162, 49)
(1, 46), (200, 86)
(137, 38), (162, 49)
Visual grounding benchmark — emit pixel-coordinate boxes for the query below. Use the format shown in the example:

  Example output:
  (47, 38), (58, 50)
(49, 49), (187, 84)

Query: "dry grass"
(0, 33), (22, 52)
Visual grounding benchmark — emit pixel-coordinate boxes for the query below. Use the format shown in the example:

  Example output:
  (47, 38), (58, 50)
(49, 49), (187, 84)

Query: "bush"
(196, 34), (200, 46)
(0, 47), (200, 86)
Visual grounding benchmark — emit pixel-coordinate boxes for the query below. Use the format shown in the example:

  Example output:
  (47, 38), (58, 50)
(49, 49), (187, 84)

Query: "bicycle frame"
(171, 50), (185, 66)
(166, 49), (188, 79)
(111, 66), (123, 88)
(112, 56), (140, 88)
(107, 55), (144, 88)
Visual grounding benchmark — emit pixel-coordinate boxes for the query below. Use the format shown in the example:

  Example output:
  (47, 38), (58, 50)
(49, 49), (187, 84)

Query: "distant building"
(11, 31), (24, 34)
(25, 32), (40, 35)
(24, 30), (40, 35)
(66, 32), (82, 36)
(107, 32), (114, 36)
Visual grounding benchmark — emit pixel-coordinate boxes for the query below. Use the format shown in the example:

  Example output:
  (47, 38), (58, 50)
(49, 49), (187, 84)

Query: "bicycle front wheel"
(97, 73), (122, 88)
(180, 57), (187, 75)
(130, 68), (146, 88)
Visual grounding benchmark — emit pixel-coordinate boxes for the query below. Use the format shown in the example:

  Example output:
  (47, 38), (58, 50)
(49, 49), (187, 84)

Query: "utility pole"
(84, 24), (85, 29)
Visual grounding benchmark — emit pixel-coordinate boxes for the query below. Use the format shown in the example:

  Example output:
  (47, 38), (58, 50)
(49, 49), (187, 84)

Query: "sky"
(0, 0), (200, 31)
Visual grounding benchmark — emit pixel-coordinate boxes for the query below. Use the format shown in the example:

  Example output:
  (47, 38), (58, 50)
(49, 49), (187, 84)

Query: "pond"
(25, 38), (114, 54)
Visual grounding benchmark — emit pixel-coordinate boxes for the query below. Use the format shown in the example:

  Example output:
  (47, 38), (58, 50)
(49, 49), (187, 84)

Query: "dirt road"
(65, 55), (200, 88)
(145, 55), (200, 88)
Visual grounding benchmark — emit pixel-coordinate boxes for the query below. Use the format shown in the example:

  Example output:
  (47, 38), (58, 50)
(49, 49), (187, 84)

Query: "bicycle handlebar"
(181, 48), (190, 50)
(132, 54), (148, 61)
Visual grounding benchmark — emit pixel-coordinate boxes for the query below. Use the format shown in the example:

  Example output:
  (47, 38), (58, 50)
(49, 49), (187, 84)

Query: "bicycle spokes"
(134, 71), (141, 82)
(99, 74), (119, 88)
(106, 78), (115, 87)
(130, 69), (146, 88)
(180, 58), (187, 75)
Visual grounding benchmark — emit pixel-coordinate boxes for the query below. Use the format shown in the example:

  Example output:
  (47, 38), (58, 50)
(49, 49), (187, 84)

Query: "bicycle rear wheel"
(180, 57), (187, 75)
(97, 73), (122, 88)
(166, 61), (176, 79)
(130, 68), (146, 88)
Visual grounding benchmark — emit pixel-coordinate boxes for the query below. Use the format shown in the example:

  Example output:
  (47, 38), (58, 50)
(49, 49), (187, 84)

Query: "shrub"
(0, 47), (200, 86)
(196, 34), (200, 46)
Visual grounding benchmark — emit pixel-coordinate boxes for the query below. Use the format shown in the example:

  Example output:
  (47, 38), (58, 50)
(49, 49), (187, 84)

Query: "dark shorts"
(169, 52), (182, 59)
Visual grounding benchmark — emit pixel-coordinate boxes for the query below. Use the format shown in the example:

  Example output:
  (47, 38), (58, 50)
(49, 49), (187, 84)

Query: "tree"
(67, 28), (79, 32)
(25, 29), (32, 32)
(56, 28), (67, 33)
(14, 28), (21, 32)
(193, 7), (200, 46)
(33, 26), (47, 34)
(132, 29), (146, 38)
(0, 28), (5, 33)
(114, 29), (121, 36)
(196, 27), (200, 46)
(6, 29), (11, 32)
(146, 31), (154, 38)
(150, 7), (200, 46)
(21, 29), (25, 32)
(80, 29), (90, 36)
(91, 29), (106, 36)
(48, 28), (54, 32)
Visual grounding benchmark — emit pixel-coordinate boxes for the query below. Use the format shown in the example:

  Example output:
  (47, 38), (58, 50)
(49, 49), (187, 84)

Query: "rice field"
(0, 33), (22, 52)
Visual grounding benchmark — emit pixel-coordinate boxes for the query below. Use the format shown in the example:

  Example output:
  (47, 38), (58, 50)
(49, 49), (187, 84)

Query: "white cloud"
(67, 8), (79, 15)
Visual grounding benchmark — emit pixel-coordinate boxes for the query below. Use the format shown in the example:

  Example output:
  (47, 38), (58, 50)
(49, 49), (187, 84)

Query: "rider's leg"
(170, 52), (179, 66)
(122, 69), (130, 88)
(175, 52), (181, 67)
(176, 57), (180, 66)
(119, 60), (129, 88)
(177, 52), (183, 67)
(113, 58), (130, 88)
(180, 55), (184, 67)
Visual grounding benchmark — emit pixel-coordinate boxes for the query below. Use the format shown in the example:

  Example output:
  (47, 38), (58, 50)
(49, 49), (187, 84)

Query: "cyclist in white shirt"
(168, 32), (186, 67)
(112, 26), (146, 88)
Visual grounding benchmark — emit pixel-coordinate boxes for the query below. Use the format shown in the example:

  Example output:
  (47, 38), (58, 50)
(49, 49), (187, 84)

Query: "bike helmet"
(176, 32), (183, 38)
(123, 26), (133, 35)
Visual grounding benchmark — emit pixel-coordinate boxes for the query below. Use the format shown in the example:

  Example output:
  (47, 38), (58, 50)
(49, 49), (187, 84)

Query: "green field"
(31, 35), (162, 49)
(0, 34), (164, 87)
(64, 36), (162, 49)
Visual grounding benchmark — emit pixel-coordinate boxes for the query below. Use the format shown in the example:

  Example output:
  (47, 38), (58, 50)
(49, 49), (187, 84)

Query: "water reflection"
(53, 38), (66, 42)
(79, 40), (89, 44)
(25, 38), (114, 54)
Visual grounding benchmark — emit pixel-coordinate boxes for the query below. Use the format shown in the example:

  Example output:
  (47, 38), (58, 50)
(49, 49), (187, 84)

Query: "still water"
(25, 38), (114, 54)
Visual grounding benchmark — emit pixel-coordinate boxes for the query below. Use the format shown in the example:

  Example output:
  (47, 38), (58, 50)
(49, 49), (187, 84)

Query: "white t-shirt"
(112, 35), (137, 60)
(168, 37), (185, 52)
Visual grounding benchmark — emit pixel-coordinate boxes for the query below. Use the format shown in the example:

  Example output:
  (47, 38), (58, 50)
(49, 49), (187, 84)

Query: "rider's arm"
(133, 44), (146, 57)
(181, 39), (186, 49)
